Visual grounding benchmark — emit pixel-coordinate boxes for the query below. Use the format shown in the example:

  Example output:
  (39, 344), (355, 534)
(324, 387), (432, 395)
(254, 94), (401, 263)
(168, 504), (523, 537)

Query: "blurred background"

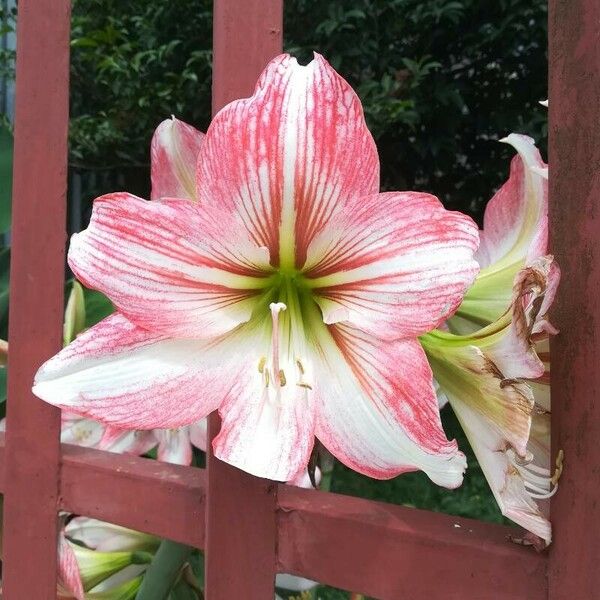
(0, 1), (548, 597)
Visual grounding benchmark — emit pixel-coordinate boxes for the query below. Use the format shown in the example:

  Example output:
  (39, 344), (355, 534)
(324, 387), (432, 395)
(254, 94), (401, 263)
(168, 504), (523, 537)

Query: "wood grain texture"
(548, 0), (600, 597)
(1, 1), (71, 597)
(205, 2), (283, 598)
(277, 485), (547, 600)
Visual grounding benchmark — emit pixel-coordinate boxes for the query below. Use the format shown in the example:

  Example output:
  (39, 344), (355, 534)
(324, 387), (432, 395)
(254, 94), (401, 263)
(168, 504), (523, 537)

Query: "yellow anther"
(296, 382), (312, 390)
(551, 449), (564, 486)
(279, 369), (287, 386)
(296, 358), (305, 375)
(257, 356), (266, 373)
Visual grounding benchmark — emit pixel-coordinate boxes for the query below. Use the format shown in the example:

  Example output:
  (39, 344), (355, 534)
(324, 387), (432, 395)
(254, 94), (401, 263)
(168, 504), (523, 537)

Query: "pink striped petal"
(213, 373), (316, 481)
(97, 426), (157, 456)
(156, 427), (193, 465)
(314, 323), (466, 488)
(212, 323), (316, 481)
(151, 117), (204, 200)
(58, 531), (84, 600)
(197, 53), (379, 268)
(306, 192), (479, 339)
(477, 134), (548, 269)
(33, 314), (222, 429)
(69, 193), (271, 338)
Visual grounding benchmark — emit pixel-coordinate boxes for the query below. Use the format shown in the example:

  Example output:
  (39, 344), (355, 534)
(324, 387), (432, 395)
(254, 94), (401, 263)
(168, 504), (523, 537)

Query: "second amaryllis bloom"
(33, 53), (480, 485)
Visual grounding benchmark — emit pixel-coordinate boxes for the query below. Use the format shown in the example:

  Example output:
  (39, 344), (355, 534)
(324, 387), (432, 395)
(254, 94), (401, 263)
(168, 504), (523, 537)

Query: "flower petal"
(425, 341), (534, 457)
(58, 531), (84, 600)
(66, 517), (159, 553)
(450, 394), (551, 543)
(150, 117), (204, 200)
(97, 426), (157, 456)
(212, 323), (316, 481)
(275, 574), (318, 592)
(69, 193), (271, 338)
(476, 134), (548, 270)
(197, 53), (379, 268)
(189, 418), (208, 452)
(455, 135), (549, 328)
(305, 192), (479, 339)
(313, 323), (466, 488)
(33, 314), (223, 429)
(61, 412), (105, 447)
(485, 257), (559, 380)
(156, 427), (193, 465)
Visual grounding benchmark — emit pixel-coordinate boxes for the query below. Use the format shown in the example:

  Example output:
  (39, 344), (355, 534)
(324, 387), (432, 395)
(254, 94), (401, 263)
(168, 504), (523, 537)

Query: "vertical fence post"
(205, 1), (283, 598)
(1, 0), (70, 597)
(548, 0), (600, 597)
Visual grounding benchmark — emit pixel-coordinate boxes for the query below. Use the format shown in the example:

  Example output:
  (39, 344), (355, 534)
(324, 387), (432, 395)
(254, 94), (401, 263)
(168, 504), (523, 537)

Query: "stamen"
(257, 356), (266, 373)
(279, 369), (287, 386)
(506, 448), (564, 501)
(269, 302), (286, 387)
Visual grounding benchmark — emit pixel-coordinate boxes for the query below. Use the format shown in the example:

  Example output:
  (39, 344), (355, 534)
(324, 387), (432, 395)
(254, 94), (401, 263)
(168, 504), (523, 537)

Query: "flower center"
(253, 271), (322, 398)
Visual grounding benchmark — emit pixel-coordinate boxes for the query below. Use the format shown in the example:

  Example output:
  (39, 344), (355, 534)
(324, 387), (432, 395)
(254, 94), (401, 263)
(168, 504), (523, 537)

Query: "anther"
(258, 356), (266, 373)
(279, 369), (287, 386)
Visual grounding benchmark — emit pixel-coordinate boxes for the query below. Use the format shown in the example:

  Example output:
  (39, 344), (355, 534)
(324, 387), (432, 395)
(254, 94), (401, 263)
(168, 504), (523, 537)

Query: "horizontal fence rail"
(0, 432), (547, 599)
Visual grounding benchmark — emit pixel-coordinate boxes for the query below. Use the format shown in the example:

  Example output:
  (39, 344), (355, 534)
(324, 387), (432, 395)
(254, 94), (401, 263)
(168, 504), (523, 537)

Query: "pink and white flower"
(33, 53), (479, 485)
(425, 134), (560, 544)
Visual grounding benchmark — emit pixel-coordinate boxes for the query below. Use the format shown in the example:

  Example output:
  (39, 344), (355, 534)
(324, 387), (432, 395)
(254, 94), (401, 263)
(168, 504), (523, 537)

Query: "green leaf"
(0, 246), (10, 337)
(0, 367), (6, 404)
(0, 123), (13, 233)
(83, 288), (115, 328)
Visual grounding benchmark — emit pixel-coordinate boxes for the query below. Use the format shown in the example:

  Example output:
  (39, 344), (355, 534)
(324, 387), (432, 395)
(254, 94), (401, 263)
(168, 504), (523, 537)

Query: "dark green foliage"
(69, 0), (213, 171)
(63, 0), (548, 219)
(285, 0), (548, 218)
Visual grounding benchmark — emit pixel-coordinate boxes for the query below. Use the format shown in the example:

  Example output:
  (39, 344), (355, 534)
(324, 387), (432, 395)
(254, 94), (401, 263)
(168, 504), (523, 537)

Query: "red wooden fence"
(1, 0), (598, 598)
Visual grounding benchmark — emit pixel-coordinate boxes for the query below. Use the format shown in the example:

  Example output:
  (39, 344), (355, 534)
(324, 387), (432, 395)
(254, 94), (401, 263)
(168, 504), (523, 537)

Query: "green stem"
(135, 539), (193, 600)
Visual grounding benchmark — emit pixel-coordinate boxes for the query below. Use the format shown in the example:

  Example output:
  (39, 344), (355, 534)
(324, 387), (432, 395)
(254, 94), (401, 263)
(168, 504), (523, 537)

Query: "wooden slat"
(1, 1), (70, 597)
(548, 0), (600, 597)
(204, 2), (283, 598)
(277, 486), (547, 600)
(0, 433), (548, 598)
(59, 443), (206, 547)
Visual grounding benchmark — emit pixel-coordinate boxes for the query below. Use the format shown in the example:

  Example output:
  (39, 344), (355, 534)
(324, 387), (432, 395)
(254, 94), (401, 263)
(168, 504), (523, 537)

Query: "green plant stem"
(135, 539), (193, 600)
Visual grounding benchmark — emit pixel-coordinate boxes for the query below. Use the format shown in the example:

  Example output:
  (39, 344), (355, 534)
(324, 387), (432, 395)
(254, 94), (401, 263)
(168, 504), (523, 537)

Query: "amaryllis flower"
(425, 135), (560, 544)
(423, 257), (558, 544)
(33, 53), (480, 485)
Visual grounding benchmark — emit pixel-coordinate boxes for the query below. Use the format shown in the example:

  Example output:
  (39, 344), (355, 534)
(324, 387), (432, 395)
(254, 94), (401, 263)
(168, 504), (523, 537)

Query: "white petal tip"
(539, 100), (548, 107)
(531, 166), (548, 180)
(427, 450), (467, 489)
(499, 133), (535, 147)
